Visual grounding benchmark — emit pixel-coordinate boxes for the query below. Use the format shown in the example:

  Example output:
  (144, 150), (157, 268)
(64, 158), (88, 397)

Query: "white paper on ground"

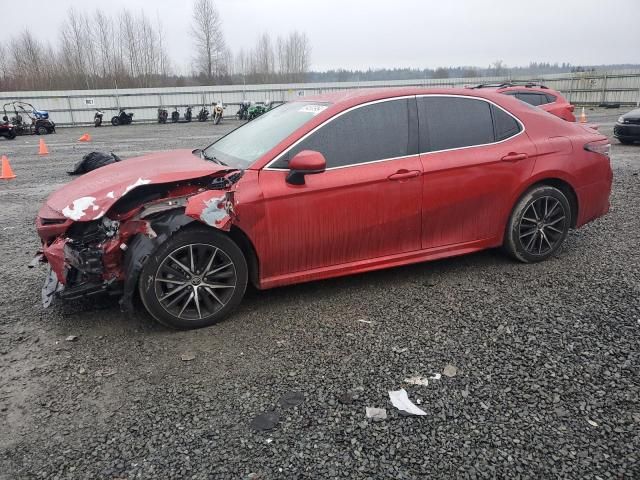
(404, 376), (429, 386)
(388, 389), (427, 416)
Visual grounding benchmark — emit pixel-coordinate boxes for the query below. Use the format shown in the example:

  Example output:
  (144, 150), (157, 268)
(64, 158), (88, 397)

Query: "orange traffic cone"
(1, 155), (16, 180)
(39, 138), (49, 155)
(579, 107), (587, 123)
(78, 133), (91, 142)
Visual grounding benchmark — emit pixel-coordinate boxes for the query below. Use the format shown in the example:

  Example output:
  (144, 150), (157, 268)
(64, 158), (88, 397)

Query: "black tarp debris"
(68, 151), (121, 175)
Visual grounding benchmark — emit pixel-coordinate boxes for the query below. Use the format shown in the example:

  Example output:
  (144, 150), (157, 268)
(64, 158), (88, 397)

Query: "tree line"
(0, 0), (636, 92)
(0, 0), (311, 91)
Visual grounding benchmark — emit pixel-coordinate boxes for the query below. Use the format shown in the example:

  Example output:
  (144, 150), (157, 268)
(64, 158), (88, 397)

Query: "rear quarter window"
(491, 105), (522, 141)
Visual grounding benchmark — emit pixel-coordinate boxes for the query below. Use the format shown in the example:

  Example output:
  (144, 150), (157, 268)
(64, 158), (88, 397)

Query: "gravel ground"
(0, 110), (639, 479)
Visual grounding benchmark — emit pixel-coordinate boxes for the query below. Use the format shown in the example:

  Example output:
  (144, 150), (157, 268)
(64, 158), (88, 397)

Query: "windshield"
(203, 101), (330, 168)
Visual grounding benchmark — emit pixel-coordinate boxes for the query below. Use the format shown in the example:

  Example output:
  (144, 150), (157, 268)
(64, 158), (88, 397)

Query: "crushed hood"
(43, 149), (228, 221)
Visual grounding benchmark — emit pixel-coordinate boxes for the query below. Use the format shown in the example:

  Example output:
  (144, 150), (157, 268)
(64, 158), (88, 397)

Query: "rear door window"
(417, 96), (496, 151)
(272, 98), (411, 169)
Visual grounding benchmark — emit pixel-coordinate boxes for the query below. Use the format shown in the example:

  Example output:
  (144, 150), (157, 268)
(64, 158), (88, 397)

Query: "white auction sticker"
(299, 105), (327, 115)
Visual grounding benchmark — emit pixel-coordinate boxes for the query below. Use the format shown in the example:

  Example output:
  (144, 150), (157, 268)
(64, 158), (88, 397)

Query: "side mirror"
(286, 150), (326, 185)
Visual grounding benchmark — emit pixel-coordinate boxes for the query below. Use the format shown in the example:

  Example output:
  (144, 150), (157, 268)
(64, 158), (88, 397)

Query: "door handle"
(501, 152), (528, 162)
(387, 169), (421, 181)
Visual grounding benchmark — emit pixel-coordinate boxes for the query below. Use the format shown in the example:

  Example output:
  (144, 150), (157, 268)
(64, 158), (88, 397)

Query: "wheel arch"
(227, 225), (260, 288)
(509, 175), (579, 229)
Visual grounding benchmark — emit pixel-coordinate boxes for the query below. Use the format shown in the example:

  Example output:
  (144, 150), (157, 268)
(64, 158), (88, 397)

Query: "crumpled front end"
(35, 170), (243, 310)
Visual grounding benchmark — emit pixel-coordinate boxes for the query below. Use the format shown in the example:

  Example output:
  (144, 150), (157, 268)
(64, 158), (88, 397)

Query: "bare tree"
(94, 10), (114, 81)
(0, 44), (8, 84)
(461, 68), (479, 78)
(0, 6), (316, 91)
(253, 32), (275, 83)
(9, 29), (51, 91)
(432, 67), (450, 79)
(191, 0), (227, 81)
(490, 60), (508, 77)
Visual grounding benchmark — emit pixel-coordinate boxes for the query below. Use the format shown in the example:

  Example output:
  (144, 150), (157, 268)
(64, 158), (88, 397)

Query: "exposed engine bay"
(36, 170), (244, 310)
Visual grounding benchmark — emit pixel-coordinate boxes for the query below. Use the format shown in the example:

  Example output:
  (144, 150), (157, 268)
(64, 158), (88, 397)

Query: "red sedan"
(36, 88), (612, 329)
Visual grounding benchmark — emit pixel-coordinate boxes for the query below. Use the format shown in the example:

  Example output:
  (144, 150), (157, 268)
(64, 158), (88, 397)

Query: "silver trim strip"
(263, 94), (525, 172)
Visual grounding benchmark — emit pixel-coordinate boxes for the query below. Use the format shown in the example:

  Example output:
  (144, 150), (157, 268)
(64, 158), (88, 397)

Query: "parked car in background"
(35, 88), (612, 329)
(470, 82), (576, 122)
(614, 108), (640, 144)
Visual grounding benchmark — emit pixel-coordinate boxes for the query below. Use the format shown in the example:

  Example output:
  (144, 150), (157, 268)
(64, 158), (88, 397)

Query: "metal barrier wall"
(2, 70), (639, 126)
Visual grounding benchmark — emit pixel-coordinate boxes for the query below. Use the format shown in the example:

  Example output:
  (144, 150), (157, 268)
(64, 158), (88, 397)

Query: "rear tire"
(138, 227), (248, 329)
(36, 125), (48, 135)
(504, 185), (571, 263)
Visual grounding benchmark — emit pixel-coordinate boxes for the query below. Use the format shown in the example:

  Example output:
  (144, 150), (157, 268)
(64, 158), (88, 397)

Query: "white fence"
(2, 70), (639, 127)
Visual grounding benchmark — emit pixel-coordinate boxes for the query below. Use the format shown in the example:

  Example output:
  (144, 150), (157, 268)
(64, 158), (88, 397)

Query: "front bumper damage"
(35, 170), (243, 311)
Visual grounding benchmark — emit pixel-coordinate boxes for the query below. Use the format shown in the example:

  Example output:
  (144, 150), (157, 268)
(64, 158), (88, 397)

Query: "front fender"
(120, 209), (194, 311)
(184, 189), (235, 231)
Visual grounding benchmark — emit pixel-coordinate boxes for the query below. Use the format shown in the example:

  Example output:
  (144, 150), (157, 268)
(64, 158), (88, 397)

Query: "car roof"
(496, 85), (555, 94)
(301, 87), (512, 107)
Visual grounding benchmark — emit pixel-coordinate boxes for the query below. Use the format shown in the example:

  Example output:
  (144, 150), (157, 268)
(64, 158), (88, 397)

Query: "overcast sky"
(4, 0), (640, 73)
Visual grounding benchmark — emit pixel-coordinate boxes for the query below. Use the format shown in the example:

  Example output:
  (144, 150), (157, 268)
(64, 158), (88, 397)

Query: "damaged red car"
(35, 88), (612, 329)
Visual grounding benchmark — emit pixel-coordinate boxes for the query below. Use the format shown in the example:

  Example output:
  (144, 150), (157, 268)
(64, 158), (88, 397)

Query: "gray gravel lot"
(0, 110), (639, 479)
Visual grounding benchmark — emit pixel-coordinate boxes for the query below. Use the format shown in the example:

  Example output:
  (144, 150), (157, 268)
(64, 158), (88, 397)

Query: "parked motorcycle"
(158, 108), (168, 124)
(111, 108), (134, 126)
(184, 106), (193, 122)
(236, 102), (249, 121)
(94, 109), (104, 127)
(212, 102), (224, 125)
(197, 105), (209, 122)
(171, 108), (180, 123)
(247, 101), (271, 121)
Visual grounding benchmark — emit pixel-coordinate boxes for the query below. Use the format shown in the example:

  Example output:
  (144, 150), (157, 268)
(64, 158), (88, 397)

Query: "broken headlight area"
(41, 217), (128, 306)
(39, 170), (244, 309)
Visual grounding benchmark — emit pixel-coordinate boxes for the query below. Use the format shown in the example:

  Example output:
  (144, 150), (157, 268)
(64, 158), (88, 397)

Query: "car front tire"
(138, 227), (248, 329)
(504, 185), (572, 263)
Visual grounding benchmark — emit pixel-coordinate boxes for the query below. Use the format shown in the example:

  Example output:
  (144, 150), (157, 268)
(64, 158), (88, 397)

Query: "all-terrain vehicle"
(2, 102), (56, 135)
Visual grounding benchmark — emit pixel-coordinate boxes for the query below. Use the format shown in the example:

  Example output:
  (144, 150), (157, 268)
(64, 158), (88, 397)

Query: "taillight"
(584, 141), (610, 158)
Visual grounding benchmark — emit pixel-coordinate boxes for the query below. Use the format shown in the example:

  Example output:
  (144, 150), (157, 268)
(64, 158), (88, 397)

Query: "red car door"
(257, 97), (423, 280)
(417, 95), (538, 249)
